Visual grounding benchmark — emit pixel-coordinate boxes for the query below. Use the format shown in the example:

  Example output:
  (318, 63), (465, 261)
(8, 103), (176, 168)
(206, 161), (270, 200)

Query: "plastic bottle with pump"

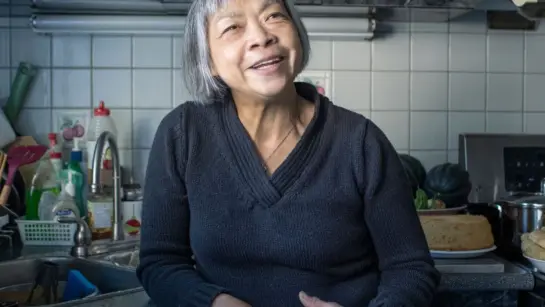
(51, 170), (81, 220)
(27, 133), (63, 220)
(67, 137), (87, 219)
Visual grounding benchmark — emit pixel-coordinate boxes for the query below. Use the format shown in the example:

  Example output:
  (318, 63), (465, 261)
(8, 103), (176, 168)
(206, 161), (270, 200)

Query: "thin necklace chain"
(261, 99), (301, 171)
(263, 124), (296, 165)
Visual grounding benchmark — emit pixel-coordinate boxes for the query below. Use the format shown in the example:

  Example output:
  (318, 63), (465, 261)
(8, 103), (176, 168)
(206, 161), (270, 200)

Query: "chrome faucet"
(90, 131), (124, 241)
(58, 216), (92, 258)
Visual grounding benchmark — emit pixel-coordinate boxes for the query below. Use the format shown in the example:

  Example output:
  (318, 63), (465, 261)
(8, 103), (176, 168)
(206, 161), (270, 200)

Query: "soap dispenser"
(51, 170), (81, 220)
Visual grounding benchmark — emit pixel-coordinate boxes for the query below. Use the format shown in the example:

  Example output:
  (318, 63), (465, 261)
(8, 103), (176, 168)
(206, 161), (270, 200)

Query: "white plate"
(418, 205), (467, 216)
(430, 245), (497, 259)
(524, 255), (545, 273)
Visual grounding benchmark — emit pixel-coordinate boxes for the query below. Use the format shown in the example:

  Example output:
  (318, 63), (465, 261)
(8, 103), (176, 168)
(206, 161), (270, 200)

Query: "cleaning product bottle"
(86, 101), (117, 173)
(51, 170), (81, 220)
(48, 133), (63, 176)
(67, 137), (87, 219)
(26, 133), (63, 220)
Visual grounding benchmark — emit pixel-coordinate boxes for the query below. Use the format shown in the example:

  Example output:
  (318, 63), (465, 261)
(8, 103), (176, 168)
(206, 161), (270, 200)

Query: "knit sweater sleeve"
(359, 121), (441, 307)
(136, 111), (228, 307)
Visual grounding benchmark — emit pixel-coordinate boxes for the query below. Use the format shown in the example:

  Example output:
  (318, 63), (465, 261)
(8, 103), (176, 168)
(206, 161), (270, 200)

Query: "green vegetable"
(399, 154), (427, 197)
(414, 188), (429, 210)
(423, 163), (472, 207)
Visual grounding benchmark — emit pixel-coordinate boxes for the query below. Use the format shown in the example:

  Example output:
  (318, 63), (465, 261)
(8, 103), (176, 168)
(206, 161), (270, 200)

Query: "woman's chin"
(247, 78), (293, 99)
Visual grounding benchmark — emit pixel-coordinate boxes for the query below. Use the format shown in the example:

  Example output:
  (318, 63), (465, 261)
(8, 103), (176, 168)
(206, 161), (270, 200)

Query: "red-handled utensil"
(0, 145), (48, 206)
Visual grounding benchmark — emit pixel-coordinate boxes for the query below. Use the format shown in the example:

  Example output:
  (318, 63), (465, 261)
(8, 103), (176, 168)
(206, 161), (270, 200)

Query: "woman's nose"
(246, 22), (277, 49)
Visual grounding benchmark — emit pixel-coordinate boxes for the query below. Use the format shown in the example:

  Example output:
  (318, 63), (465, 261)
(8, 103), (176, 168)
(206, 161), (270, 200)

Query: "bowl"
(524, 254), (545, 273)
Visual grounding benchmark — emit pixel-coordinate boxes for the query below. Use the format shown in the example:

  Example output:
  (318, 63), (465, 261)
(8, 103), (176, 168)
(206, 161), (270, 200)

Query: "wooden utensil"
(0, 152), (6, 186)
(0, 145), (47, 206)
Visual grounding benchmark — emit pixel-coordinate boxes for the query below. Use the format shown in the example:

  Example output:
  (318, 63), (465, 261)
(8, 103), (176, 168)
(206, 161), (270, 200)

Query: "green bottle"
(67, 138), (87, 219)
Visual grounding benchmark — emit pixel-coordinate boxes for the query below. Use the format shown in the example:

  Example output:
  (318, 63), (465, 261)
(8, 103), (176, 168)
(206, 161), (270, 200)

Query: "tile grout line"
(130, 34), (135, 180)
(407, 20), (412, 155)
(18, 106), (543, 112)
(31, 66), (545, 73)
(521, 32), (527, 133)
(445, 15), (451, 159)
(171, 35), (175, 108)
(7, 0), (11, 102)
(90, 34), (94, 121)
(483, 23), (489, 132)
(49, 33), (53, 138)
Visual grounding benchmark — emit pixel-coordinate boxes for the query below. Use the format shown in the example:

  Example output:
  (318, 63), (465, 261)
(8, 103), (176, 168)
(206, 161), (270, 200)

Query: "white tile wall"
(2, 9), (545, 183)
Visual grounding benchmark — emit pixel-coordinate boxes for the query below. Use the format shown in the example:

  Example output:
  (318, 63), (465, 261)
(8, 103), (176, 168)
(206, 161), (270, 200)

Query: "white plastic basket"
(15, 218), (77, 246)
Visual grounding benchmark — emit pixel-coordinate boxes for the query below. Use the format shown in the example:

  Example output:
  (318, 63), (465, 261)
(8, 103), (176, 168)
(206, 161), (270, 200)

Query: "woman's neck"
(232, 87), (302, 143)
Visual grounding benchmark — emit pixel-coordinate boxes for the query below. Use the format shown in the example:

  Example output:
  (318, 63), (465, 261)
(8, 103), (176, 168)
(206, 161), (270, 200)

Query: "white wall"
(2, 5), (545, 184)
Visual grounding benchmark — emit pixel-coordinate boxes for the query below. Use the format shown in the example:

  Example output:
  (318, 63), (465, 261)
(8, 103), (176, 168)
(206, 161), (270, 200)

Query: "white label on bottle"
(91, 202), (113, 229)
(55, 209), (76, 219)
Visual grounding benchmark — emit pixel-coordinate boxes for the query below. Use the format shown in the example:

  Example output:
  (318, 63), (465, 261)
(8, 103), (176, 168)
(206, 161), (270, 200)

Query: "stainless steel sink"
(95, 250), (140, 268)
(94, 250), (198, 271)
(87, 238), (140, 257)
(0, 256), (141, 306)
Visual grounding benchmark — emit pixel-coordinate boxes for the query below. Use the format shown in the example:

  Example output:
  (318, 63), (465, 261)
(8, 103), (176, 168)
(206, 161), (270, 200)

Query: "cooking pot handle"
(488, 203), (504, 244)
(490, 203), (503, 219)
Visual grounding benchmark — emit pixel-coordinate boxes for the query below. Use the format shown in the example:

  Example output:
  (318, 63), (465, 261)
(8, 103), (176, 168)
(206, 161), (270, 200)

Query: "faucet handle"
(58, 216), (92, 257)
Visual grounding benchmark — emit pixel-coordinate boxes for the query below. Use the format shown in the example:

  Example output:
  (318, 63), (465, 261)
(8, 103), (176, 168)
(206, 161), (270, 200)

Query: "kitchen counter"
(61, 255), (535, 307)
(438, 255), (534, 291)
(0, 239), (536, 306)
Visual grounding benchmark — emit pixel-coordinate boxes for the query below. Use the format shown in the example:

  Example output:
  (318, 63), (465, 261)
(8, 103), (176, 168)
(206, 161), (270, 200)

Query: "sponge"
(62, 270), (98, 302)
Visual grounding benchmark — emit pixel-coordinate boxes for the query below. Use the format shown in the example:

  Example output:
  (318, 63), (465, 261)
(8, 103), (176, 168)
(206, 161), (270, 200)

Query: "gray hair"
(181, 0), (311, 103)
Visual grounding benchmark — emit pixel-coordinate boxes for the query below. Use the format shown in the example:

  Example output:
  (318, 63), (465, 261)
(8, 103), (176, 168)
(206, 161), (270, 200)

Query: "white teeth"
(253, 57), (281, 68)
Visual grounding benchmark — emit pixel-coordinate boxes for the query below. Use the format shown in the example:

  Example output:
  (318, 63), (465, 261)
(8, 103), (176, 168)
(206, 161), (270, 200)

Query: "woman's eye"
(267, 12), (286, 20)
(222, 25), (238, 34)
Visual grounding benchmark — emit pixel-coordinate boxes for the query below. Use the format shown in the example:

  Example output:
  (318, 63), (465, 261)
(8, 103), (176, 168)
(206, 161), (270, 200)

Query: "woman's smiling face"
(207, 0), (303, 100)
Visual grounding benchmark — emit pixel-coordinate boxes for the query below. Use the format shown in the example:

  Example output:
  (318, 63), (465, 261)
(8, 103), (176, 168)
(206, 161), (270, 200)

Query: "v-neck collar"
(222, 82), (326, 207)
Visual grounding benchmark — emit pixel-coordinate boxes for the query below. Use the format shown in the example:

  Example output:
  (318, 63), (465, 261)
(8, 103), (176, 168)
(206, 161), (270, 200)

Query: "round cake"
(419, 214), (494, 251)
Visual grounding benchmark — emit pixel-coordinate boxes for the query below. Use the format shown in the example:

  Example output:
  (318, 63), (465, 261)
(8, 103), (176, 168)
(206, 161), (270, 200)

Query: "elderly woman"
(136, 0), (440, 306)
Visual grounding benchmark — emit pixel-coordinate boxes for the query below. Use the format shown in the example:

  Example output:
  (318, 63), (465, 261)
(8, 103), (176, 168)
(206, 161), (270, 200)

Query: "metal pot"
(492, 194), (545, 248)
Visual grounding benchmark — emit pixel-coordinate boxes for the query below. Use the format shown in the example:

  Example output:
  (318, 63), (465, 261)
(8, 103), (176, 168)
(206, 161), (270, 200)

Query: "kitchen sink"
(95, 250), (140, 268)
(94, 250), (198, 271)
(0, 256), (142, 306)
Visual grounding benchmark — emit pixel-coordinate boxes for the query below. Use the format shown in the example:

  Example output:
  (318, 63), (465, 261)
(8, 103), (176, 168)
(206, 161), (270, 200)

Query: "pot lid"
(504, 194), (545, 207)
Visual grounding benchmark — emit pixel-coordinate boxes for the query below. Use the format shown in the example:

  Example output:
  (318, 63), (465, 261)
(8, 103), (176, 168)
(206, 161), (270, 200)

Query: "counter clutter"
(401, 154), (538, 306)
(418, 212), (534, 293)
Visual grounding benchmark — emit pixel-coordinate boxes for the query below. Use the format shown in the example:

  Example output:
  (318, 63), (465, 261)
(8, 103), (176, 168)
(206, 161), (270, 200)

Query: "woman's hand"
(212, 294), (251, 307)
(298, 291), (343, 307)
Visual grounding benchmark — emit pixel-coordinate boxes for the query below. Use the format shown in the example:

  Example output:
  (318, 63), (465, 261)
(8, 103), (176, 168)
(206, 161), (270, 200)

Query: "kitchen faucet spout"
(90, 131), (124, 241)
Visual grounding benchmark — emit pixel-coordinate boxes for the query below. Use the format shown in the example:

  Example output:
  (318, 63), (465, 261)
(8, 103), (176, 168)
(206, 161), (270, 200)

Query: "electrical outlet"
(295, 71), (331, 97)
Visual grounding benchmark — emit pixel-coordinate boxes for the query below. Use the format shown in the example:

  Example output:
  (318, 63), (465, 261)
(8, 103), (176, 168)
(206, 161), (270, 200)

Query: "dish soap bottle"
(67, 137), (86, 219)
(27, 133), (63, 220)
(51, 170), (81, 220)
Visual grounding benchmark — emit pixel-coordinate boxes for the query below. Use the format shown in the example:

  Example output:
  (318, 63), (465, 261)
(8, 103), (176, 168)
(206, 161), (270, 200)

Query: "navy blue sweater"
(136, 82), (440, 307)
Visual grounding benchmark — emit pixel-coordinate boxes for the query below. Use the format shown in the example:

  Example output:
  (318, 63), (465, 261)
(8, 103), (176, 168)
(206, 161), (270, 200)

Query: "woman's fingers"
(298, 291), (342, 307)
